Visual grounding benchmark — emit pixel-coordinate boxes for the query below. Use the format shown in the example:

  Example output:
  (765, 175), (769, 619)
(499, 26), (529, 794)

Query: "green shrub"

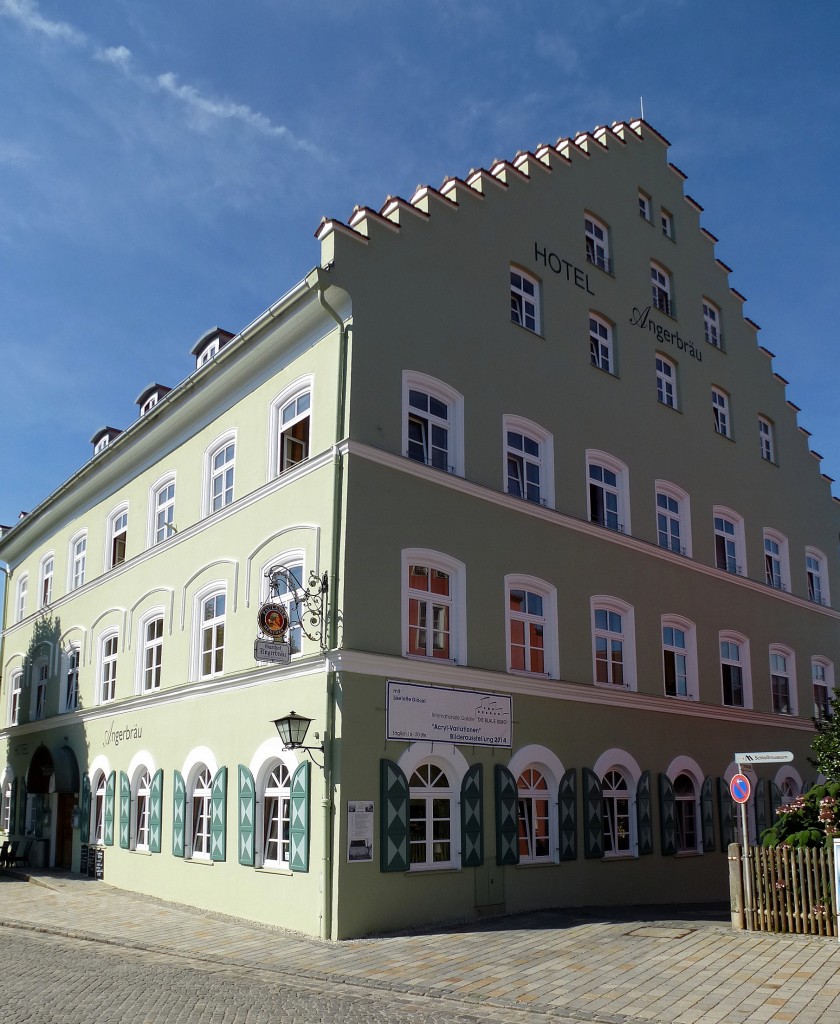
(761, 782), (840, 849)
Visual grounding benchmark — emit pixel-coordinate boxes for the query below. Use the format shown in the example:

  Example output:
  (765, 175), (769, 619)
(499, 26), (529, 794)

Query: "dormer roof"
(191, 327), (235, 361)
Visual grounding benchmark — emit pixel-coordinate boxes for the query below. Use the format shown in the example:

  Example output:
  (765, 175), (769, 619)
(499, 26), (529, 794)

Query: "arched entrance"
(26, 744), (80, 869)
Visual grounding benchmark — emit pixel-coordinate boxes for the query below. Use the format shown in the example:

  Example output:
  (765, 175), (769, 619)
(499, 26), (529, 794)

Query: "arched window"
(651, 262), (672, 316)
(190, 765), (213, 859)
(505, 575), (558, 677)
(69, 531), (87, 590)
(812, 657), (833, 720)
(674, 773), (699, 852)
(134, 768), (152, 851)
(516, 766), (551, 863)
(38, 553), (55, 607)
(510, 266), (541, 333)
(661, 615), (698, 701)
(713, 506), (745, 576)
(720, 631), (752, 709)
(655, 354), (678, 409)
(408, 762), (453, 869)
(584, 214), (610, 272)
(503, 415), (554, 508)
(763, 529), (790, 592)
(105, 505), (129, 569)
(591, 596), (636, 690)
(150, 475), (176, 545)
(262, 762), (292, 868)
(806, 548), (829, 606)
(402, 371), (464, 477)
(586, 450), (630, 534)
(589, 313), (614, 374)
(92, 771), (107, 845)
(402, 549), (466, 664)
(14, 574), (28, 624)
(602, 769), (632, 856)
(770, 645), (797, 716)
(204, 432), (236, 516)
(655, 480), (691, 557)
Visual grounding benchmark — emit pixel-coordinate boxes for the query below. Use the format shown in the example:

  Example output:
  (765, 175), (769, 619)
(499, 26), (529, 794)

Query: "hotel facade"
(2, 120), (838, 938)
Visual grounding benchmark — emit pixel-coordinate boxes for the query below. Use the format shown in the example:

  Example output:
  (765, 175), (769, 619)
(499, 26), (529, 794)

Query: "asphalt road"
(2, 925), (576, 1024)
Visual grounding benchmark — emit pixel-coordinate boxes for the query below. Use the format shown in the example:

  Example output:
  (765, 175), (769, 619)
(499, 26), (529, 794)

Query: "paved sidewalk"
(2, 868), (839, 1024)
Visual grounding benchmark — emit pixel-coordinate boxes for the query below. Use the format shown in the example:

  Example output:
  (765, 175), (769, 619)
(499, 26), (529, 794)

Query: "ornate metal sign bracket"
(264, 564), (329, 653)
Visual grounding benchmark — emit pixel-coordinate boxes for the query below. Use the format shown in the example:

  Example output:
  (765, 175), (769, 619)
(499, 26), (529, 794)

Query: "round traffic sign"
(730, 773), (751, 804)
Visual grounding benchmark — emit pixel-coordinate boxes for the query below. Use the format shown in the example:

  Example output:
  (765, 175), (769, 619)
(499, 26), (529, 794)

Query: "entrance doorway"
(55, 794), (74, 869)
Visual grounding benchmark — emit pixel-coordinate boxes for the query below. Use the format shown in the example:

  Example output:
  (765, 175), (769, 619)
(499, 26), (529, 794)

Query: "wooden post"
(728, 842), (745, 929)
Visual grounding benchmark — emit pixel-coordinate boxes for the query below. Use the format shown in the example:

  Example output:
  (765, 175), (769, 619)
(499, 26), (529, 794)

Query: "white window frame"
(195, 586), (226, 681)
(654, 480), (691, 557)
(770, 644), (797, 717)
(651, 262), (672, 316)
(9, 670), (22, 726)
(203, 431), (237, 517)
(510, 266), (541, 334)
(589, 313), (615, 374)
(62, 645), (80, 713)
(105, 504), (129, 570)
(31, 657), (48, 721)
(593, 749), (642, 860)
(407, 759), (456, 871)
(133, 765), (153, 851)
(402, 371), (464, 477)
(655, 353), (678, 409)
(505, 574), (559, 678)
(712, 506), (746, 576)
(260, 760), (292, 869)
(92, 770), (108, 846)
(720, 631), (752, 709)
(638, 191), (651, 221)
(758, 416), (775, 463)
(69, 531), (87, 591)
(188, 763), (213, 860)
(198, 340), (218, 366)
(15, 574), (28, 624)
(590, 596), (637, 691)
(248, 741), (299, 870)
(703, 299), (722, 348)
(98, 631), (119, 704)
(1, 777), (11, 833)
(149, 473), (177, 546)
(812, 657), (833, 720)
(806, 547), (829, 606)
(586, 450), (630, 535)
(661, 615), (698, 701)
(502, 415), (554, 509)
(763, 529), (790, 592)
(515, 765), (554, 863)
(584, 214), (611, 273)
(673, 771), (701, 854)
(137, 610), (165, 693)
(38, 553), (54, 608)
(269, 376), (313, 478)
(660, 208), (673, 239)
(712, 387), (732, 438)
(401, 549), (467, 665)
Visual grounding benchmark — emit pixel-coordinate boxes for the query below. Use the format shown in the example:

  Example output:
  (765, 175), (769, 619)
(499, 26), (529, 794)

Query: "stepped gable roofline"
(465, 167), (509, 192)
(380, 195), (431, 222)
(685, 195), (704, 214)
(730, 287), (747, 303)
(533, 143), (573, 169)
(594, 124), (627, 146)
(490, 158), (529, 183)
(513, 149), (552, 174)
(810, 450), (824, 462)
(409, 183), (459, 211)
(315, 216), (368, 244)
(717, 259), (733, 274)
(701, 228), (719, 244)
(787, 401), (802, 413)
(669, 162), (688, 180)
(190, 327), (235, 358)
(745, 317), (761, 332)
(759, 345), (776, 359)
(799, 426), (812, 437)
(628, 119), (671, 146)
(348, 205), (400, 237)
(774, 373), (790, 386)
(440, 176), (486, 202)
(823, 474), (835, 484)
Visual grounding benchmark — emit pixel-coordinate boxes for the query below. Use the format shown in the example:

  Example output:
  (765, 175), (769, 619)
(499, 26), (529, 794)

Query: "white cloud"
(0, 0), (85, 43)
(535, 32), (580, 71)
(155, 72), (322, 155)
(96, 45), (132, 69)
(0, 139), (33, 166)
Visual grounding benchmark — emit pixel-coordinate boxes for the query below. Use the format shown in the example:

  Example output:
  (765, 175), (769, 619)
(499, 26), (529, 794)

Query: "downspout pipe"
(304, 267), (349, 941)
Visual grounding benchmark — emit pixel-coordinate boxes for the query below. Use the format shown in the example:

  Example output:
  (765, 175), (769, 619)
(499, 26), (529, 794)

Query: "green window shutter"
(238, 764), (256, 866)
(494, 763), (519, 866)
(460, 764), (483, 867)
(754, 778), (767, 840)
(210, 766), (228, 862)
(659, 773), (676, 856)
(380, 759), (409, 872)
(701, 776), (715, 852)
(636, 770), (653, 855)
(558, 768), (577, 861)
(119, 771), (131, 849)
(149, 769), (163, 854)
(717, 778), (735, 851)
(582, 767), (604, 859)
(104, 772), (116, 846)
(289, 761), (310, 872)
(172, 769), (186, 857)
(79, 775), (90, 844)
(769, 781), (783, 822)
(17, 779), (27, 835)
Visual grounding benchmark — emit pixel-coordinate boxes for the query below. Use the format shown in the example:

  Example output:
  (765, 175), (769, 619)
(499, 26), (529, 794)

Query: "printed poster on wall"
(346, 801), (374, 862)
(386, 680), (511, 747)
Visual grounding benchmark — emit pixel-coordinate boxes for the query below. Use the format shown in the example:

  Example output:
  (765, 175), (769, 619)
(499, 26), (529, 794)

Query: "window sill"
(515, 858), (557, 868)
(403, 653), (458, 666)
(185, 856), (214, 866)
(255, 865), (293, 876)
(130, 848), (152, 857)
(407, 864), (458, 874)
(508, 669), (551, 680)
(603, 852), (637, 861)
(674, 850), (704, 858)
(593, 681), (634, 693)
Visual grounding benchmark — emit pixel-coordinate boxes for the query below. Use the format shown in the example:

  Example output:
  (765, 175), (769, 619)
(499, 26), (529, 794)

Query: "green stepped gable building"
(2, 120), (839, 938)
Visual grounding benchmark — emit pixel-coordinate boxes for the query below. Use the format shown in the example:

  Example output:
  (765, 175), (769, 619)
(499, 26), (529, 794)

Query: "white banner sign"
(734, 750), (794, 764)
(386, 680), (511, 747)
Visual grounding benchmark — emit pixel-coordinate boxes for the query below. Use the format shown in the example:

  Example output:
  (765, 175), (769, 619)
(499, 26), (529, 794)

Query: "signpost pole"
(738, 767), (752, 932)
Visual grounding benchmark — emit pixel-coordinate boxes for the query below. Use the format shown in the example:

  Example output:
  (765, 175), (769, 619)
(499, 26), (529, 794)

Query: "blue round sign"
(730, 773), (751, 804)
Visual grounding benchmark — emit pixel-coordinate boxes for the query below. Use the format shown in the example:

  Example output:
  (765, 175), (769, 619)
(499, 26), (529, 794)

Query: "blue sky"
(2, 1), (839, 527)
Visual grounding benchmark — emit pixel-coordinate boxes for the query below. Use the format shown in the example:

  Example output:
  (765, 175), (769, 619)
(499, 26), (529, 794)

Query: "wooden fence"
(729, 843), (837, 936)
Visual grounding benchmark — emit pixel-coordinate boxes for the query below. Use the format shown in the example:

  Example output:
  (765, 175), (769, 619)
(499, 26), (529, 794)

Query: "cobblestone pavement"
(2, 871), (840, 1024)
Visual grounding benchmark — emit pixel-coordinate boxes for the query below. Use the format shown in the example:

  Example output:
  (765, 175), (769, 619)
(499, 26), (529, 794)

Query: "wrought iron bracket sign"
(262, 563), (329, 653)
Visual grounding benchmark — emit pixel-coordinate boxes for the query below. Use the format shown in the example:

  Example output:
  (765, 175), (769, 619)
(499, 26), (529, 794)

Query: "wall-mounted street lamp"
(272, 711), (325, 769)
(264, 564), (329, 653)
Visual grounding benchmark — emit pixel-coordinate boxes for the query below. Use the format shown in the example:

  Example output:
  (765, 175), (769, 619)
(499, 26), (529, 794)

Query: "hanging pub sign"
(255, 599), (292, 664)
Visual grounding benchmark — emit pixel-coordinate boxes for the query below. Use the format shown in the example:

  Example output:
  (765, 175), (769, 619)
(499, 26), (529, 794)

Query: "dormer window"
(90, 426), (122, 455)
(135, 384), (171, 418)
(191, 327), (235, 369)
